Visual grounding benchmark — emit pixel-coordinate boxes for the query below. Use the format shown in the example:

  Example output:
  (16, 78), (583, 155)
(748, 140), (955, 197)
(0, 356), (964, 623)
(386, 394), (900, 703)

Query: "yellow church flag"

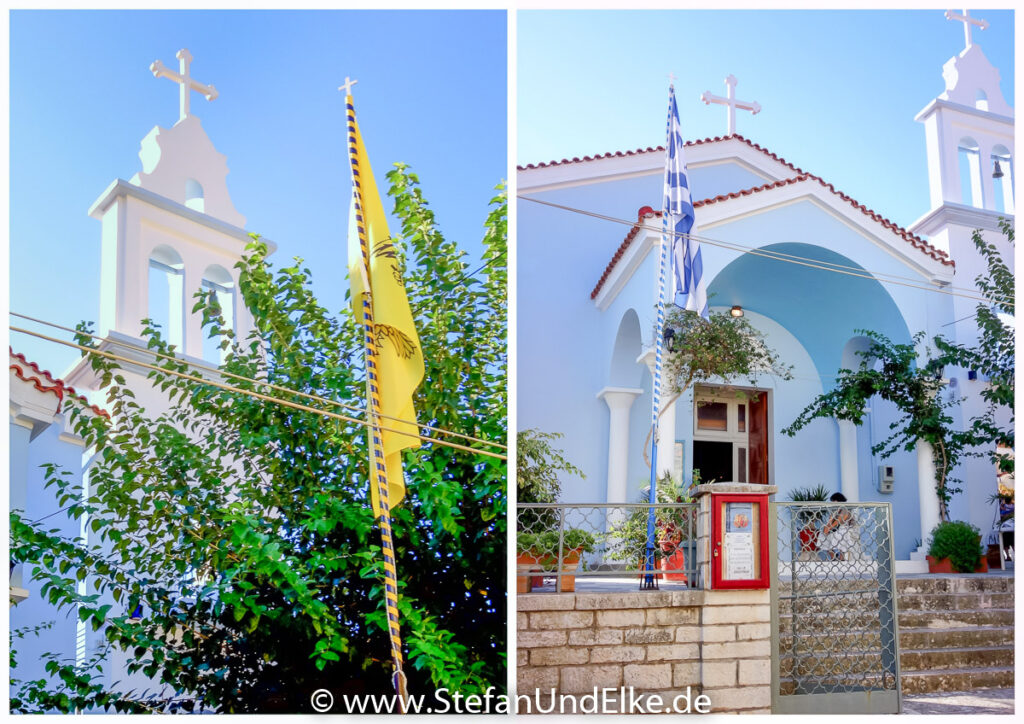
(346, 98), (424, 518)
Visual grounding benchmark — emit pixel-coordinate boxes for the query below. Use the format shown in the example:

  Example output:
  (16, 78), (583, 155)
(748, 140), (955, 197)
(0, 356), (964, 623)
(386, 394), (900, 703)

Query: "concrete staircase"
(897, 574), (1014, 694)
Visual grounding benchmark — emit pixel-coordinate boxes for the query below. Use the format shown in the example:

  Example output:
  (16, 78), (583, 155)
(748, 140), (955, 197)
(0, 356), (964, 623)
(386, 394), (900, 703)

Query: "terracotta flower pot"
(538, 547), (582, 592)
(659, 549), (688, 582)
(517, 551), (539, 593)
(926, 555), (989, 574)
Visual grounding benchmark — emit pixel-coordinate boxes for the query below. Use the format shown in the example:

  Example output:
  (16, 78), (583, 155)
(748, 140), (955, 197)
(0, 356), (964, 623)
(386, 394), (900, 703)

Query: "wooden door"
(748, 392), (769, 484)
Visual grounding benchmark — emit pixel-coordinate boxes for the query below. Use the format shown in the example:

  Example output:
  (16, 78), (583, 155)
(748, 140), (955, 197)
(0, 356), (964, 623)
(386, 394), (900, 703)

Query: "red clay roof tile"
(10, 348), (109, 418)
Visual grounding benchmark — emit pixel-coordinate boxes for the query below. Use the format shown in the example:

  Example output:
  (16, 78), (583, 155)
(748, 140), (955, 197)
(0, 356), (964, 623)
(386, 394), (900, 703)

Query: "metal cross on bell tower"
(945, 9), (989, 51)
(150, 49), (219, 123)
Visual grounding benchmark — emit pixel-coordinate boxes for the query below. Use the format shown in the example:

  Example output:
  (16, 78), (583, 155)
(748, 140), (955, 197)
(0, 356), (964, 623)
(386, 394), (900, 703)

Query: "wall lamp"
(730, 305), (744, 318)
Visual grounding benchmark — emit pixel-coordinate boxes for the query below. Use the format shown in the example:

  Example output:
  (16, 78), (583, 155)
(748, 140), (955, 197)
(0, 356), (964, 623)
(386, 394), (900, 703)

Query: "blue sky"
(518, 9), (1013, 228)
(9, 10), (507, 374)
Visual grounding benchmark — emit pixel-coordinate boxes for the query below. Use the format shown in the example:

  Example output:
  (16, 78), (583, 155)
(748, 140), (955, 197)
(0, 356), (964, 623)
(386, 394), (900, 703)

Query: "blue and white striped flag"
(664, 87), (708, 320)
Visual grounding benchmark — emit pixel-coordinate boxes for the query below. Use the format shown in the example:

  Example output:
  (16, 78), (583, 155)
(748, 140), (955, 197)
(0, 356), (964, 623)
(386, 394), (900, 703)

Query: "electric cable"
(517, 194), (1014, 308)
(9, 311), (505, 452)
(9, 324), (507, 461)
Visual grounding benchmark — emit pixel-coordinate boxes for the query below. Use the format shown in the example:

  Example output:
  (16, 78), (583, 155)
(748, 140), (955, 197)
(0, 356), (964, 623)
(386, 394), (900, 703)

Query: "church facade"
(517, 33), (1013, 566)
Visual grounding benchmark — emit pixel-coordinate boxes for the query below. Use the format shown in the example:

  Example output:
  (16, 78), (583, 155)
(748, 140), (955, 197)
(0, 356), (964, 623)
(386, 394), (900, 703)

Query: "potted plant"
(927, 520), (987, 573)
(515, 537), (541, 594)
(518, 529), (597, 592)
(606, 472), (697, 583)
(789, 484), (831, 561)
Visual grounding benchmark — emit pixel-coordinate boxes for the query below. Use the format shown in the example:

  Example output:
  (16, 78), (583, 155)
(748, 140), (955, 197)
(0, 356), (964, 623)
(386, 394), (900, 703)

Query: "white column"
(658, 398), (677, 480)
(837, 420), (860, 502)
(598, 387), (643, 507)
(980, 143), (996, 211)
(9, 417), (34, 596)
(636, 347), (677, 481)
(916, 441), (942, 547)
(184, 259), (206, 358)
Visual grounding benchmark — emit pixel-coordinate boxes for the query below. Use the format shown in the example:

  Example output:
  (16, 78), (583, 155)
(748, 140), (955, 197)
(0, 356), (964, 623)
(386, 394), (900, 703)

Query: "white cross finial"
(667, 72), (677, 87)
(700, 74), (761, 136)
(945, 9), (989, 50)
(150, 48), (218, 123)
(339, 77), (358, 96)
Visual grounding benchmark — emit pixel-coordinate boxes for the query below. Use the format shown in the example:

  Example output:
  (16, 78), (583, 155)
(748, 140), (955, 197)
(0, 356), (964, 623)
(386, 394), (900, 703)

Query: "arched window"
(957, 137), (983, 208)
(148, 245), (184, 349)
(991, 145), (1014, 214)
(201, 264), (235, 364)
(975, 89), (989, 111)
(185, 178), (205, 213)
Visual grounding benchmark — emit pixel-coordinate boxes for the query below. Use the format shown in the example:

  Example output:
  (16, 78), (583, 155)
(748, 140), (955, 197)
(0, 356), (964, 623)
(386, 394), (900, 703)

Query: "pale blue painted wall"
(9, 421), (85, 701)
(518, 156), (959, 559)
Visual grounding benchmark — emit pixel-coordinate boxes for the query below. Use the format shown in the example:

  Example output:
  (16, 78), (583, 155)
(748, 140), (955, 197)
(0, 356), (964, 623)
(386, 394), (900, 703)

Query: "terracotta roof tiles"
(10, 348), (109, 418)
(519, 133), (808, 174)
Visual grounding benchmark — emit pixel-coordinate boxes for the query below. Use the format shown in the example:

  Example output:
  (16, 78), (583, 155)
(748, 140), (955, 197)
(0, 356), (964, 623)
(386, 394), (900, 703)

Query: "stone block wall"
(517, 589), (772, 714)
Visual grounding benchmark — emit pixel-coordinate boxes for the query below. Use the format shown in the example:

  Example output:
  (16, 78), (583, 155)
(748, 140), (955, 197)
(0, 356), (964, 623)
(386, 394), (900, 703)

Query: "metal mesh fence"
(772, 502), (900, 699)
(516, 503), (699, 591)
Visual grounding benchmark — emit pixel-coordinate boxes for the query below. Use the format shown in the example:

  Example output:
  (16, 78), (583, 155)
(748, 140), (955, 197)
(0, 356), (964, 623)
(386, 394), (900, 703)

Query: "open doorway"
(692, 387), (769, 484)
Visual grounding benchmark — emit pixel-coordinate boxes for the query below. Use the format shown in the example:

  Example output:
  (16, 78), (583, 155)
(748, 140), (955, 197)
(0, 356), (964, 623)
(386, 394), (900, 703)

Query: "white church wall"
(517, 186), (628, 502)
(9, 416), (87, 698)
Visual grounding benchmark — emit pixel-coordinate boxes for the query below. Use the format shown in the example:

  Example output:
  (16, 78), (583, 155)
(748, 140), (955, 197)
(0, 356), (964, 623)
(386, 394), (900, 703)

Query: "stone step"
(900, 666), (1015, 694)
(780, 625), (1016, 652)
(780, 652), (887, 678)
(900, 645), (1014, 672)
(780, 645), (1013, 678)
(779, 631), (882, 652)
(899, 626), (1014, 650)
(778, 673), (895, 696)
(896, 591), (1015, 611)
(898, 608), (1014, 629)
(897, 575), (1014, 595)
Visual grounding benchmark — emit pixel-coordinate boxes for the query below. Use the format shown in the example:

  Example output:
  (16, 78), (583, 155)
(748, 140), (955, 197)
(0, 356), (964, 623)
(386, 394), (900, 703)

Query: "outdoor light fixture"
(993, 160), (1004, 179)
(663, 327), (677, 352)
(730, 305), (744, 317)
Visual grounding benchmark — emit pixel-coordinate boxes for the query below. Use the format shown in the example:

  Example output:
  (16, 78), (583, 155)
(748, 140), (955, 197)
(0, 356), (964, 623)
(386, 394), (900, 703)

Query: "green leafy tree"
(933, 220), (1015, 476)
(516, 429), (584, 504)
(10, 167), (506, 713)
(647, 308), (793, 466)
(784, 221), (1014, 524)
(783, 331), (968, 522)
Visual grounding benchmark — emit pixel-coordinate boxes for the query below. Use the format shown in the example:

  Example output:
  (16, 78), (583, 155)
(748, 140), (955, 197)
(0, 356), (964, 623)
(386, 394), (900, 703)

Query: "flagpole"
(344, 85), (409, 710)
(643, 83), (678, 591)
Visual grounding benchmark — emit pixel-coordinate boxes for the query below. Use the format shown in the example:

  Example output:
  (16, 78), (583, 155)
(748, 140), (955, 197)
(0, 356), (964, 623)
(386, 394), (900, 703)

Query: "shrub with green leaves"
(928, 520), (983, 573)
(9, 166), (507, 713)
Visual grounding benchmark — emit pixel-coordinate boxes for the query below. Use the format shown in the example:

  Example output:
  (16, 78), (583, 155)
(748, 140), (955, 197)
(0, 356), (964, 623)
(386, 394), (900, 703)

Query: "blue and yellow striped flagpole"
(643, 83), (677, 590)
(344, 86), (409, 709)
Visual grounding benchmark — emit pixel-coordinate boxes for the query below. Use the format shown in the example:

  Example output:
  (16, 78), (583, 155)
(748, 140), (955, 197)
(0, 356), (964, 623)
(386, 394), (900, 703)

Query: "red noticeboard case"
(710, 493), (770, 590)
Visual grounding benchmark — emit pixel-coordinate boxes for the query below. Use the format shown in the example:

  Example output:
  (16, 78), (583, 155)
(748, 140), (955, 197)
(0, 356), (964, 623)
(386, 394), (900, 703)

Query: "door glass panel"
(697, 401), (728, 431)
(738, 404), (746, 433)
(737, 447), (747, 483)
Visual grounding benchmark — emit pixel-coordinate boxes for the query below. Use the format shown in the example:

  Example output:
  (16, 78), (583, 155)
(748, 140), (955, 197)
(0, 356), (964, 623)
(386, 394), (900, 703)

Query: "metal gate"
(769, 502), (901, 714)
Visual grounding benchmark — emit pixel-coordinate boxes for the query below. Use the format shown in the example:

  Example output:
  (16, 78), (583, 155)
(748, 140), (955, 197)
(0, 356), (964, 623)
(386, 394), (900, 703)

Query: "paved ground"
(526, 568), (1014, 593)
(902, 688), (1015, 715)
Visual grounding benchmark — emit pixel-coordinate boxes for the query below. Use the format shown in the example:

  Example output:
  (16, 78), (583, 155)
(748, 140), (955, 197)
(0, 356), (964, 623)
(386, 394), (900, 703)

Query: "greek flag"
(665, 87), (708, 319)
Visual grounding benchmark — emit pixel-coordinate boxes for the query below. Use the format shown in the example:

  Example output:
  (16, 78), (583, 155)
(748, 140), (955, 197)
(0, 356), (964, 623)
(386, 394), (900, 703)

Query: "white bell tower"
(66, 49), (275, 394)
(908, 10), (1013, 535)
(911, 10), (1014, 225)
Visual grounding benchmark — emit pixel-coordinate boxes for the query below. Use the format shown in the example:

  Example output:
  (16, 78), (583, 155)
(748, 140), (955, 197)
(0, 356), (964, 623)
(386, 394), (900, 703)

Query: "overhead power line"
(9, 324), (507, 462)
(10, 311), (505, 453)
(517, 195), (1014, 308)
